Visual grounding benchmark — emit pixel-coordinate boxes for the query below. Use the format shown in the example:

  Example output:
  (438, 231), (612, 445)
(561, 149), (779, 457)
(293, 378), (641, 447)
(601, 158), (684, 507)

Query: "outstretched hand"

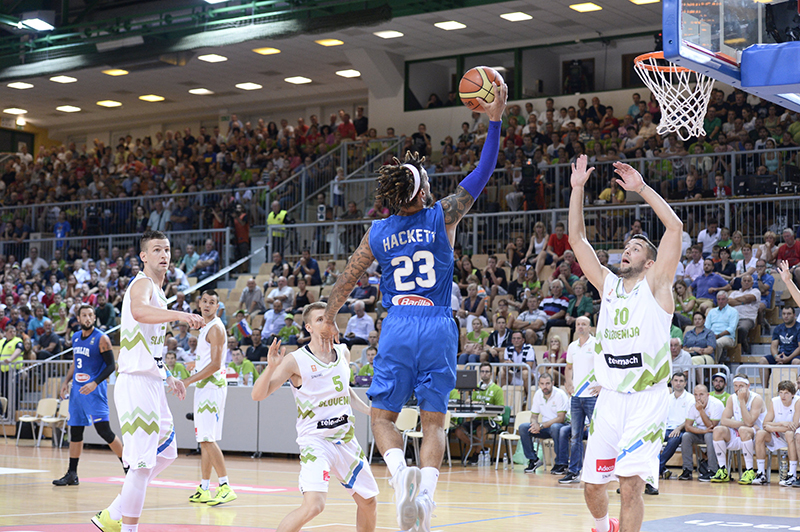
(612, 161), (645, 192)
(267, 338), (286, 368)
(167, 376), (186, 400)
(570, 154), (595, 188)
(318, 318), (340, 354)
(777, 260), (793, 284)
(477, 82), (508, 122)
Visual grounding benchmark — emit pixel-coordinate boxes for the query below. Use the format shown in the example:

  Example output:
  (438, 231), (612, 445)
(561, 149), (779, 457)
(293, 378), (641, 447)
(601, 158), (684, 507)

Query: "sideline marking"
(82, 477), (299, 493)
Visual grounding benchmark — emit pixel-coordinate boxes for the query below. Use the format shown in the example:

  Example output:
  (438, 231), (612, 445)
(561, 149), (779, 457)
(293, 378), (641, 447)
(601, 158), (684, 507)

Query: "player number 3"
(391, 251), (436, 291)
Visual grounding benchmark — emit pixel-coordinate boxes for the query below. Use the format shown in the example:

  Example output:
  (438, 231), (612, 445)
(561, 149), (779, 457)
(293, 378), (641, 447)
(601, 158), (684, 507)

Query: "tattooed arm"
(320, 228), (375, 351)
(441, 186), (476, 247)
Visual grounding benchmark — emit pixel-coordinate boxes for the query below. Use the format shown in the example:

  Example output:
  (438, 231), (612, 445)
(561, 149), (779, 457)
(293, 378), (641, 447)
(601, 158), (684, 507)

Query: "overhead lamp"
(434, 21), (466, 30)
(3, 108), (27, 115)
(570, 2), (603, 11)
(285, 76), (312, 84)
(189, 88), (214, 95)
(253, 47), (281, 55)
(96, 100), (122, 108)
(139, 94), (165, 102)
(20, 11), (55, 31)
(335, 69), (361, 78)
(315, 39), (343, 47)
(235, 82), (262, 90)
(50, 75), (77, 83)
(198, 54), (227, 63)
(102, 69), (129, 76)
(56, 105), (81, 113)
(500, 12), (533, 21)
(373, 30), (404, 39)
(15, 117), (26, 126)
(204, 0), (228, 3)
(7, 82), (33, 89)
(628, 0), (660, 4)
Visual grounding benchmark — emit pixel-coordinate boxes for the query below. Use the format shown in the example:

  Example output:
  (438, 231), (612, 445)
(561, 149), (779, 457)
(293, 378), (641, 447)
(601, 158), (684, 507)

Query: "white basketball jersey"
(594, 274), (672, 393)
(732, 390), (766, 429)
(290, 344), (355, 443)
(118, 272), (168, 380)
(194, 316), (226, 389)
(771, 396), (798, 424)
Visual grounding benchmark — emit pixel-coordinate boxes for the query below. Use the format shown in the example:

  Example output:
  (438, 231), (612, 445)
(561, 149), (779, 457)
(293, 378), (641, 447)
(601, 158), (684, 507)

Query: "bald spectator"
(265, 276), (294, 309)
(727, 274), (761, 353)
(776, 228), (800, 283)
(261, 300), (287, 342)
(21, 247), (47, 275)
(240, 277), (267, 315)
(189, 239), (219, 283)
(705, 291), (739, 362)
(343, 301), (374, 348)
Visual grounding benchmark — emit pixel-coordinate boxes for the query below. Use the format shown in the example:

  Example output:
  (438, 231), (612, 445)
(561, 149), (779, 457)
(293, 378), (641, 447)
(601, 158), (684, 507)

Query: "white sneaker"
(750, 471), (769, 485)
(390, 466), (421, 531)
(414, 492), (436, 532)
(779, 474), (797, 487)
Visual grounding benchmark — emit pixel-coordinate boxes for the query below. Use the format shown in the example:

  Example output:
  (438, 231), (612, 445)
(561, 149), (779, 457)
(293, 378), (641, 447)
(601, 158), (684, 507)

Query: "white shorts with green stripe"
(296, 435), (379, 499)
(581, 382), (669, 489)
(115, 372), (176, 470)
(194, 384), (227, 443)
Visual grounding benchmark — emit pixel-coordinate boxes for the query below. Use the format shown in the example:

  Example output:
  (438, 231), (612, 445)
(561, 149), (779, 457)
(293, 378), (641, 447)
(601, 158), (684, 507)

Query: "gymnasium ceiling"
(0, 0), (661, 134)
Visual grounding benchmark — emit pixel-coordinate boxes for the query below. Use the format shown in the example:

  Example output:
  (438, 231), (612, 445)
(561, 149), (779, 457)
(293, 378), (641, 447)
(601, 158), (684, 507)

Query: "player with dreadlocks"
(318, 82), (507, 532)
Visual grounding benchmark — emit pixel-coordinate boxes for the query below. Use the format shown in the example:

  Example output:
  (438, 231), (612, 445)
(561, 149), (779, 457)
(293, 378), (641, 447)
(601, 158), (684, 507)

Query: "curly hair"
(375, 151), (425, 209)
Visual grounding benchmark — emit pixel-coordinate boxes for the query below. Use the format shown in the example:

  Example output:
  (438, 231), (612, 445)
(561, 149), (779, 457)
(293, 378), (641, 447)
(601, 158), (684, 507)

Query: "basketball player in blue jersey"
(53, 305), (124, 486)
(320, 83), (507, 532)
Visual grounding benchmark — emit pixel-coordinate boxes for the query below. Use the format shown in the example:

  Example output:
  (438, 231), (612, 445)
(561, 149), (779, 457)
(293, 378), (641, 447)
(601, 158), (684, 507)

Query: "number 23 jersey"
(369, 202), (453, 309)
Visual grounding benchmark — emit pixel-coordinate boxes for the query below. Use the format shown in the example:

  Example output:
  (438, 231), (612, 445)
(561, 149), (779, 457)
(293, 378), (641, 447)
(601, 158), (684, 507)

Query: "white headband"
(733, 376), (749, 385)
(403, 164), (421, 201)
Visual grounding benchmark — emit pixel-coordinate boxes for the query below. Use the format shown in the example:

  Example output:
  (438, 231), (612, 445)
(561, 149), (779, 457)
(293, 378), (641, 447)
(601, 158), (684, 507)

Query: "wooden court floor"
(0, 441), (798, 532)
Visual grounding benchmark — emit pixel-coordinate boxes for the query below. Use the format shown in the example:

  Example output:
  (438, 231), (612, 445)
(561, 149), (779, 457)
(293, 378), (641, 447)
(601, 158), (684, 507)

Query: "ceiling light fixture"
(500, 12), (533, 21)
(20, 11), (55, 31)
(50, 75), (77, 83)
(198, 54), (227, 63)
(235, 82), (262, 90)
(7, 82), (33, 89)
(570, 2), (603, 11)
(285, 76), (312, 84)
(335, 69), (361, 78)
(139, 94), (165, 102)
(96, 100), (122, 108)
(15, 117), (26, 126)
(204, 0), (228, 3)
(252, 47), (281, 55)
(188, 88), (215, 95)
(102, 69), (129, 76)
(315, 39), (343, 46)
(628, 0), (660, 4)
(373, 30), (404, 39)
(56, 105), (81, 113)
(434, 21), (466, 30)
(3, 108), (27, 115)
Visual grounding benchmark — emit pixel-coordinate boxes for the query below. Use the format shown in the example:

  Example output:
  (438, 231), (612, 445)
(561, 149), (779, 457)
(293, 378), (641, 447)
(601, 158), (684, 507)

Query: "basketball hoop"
(633, 51), (715, 141)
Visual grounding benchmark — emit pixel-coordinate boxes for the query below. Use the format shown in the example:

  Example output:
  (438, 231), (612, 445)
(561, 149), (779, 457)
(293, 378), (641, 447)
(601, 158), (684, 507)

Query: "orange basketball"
(458, 66), (504, 112)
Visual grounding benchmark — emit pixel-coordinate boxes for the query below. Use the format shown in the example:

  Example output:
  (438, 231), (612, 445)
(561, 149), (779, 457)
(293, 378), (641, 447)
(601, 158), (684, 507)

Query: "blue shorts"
(368, 306), (458, 414)
(68, 384), (110, 426)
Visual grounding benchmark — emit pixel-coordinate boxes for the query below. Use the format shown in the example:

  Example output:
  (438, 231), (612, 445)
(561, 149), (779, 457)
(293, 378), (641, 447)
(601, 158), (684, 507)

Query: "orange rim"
(634, 51), (695, 73)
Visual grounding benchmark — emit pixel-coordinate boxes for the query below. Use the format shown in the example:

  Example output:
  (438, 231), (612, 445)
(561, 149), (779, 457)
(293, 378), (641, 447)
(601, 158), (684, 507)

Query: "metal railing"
(0, 360), (71, 430)
(688, 364), (731, 392)
(465, 362), (534, 411)
(736, 364), (799, 401)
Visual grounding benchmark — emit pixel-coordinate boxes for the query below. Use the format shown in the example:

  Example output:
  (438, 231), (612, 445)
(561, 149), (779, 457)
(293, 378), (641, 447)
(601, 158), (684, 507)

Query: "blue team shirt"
(773, 321), (800, 355)
(71, 328), (108, 389)
(369, 202), (453, 310)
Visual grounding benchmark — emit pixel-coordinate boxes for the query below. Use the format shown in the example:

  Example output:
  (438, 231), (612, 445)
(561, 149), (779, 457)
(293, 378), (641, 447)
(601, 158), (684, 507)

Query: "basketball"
(459, 66), (504, 112)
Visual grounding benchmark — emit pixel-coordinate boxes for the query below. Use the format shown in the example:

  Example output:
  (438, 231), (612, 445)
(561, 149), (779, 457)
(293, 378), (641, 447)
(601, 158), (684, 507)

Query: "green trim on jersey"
(120, 326), (151, 355)
(300, 446), (318, 463)
(302, 346), (340, 369)
(119, 407), (159, 436)
(326, 425), (355, 443)
(296, 398), (316, 419)
(197, 400), (219, 415)
(196, 373), (227, 389)
(618, 341), (672, 392)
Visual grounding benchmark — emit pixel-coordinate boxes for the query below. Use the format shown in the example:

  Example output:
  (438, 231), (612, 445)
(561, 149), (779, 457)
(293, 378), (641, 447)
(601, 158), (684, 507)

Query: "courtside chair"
(495, 410), (532, 470)
(368, 407), (418, 464)
(16, 397), (58, 447)
(39, 398), (69, 448)
(406, 411), (452, 467)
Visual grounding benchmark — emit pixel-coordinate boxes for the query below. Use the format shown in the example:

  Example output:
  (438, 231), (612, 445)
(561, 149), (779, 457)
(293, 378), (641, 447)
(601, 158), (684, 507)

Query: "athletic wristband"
(165, 368), (173, 379)
(459, 121), (502, 200)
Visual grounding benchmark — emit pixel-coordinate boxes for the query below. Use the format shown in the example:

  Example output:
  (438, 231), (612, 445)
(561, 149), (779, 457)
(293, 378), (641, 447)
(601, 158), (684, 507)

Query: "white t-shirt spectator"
(261, 309), (287, 337)
(666, 389), (696, 431)
(671, 349), (693, 375)
(736, 256), (758, 275)
(729, 287), (761, 322)
(345, 313), (375, 341)
(267, 286), (295, 308)
(687, 395), (725, 430)
(531, 387), (570, 424)
(22, 256), (48, 275)
(684, 259), (704, 282)
(74, 267), (91, 284)
(566, 336), (597, 398)
(697, 228), (721, 255)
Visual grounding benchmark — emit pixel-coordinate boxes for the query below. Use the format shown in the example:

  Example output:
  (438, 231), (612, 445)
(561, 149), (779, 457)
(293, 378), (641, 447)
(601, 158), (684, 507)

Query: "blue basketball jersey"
(369, 202), (454, 310)
(71, 328), (108, 390)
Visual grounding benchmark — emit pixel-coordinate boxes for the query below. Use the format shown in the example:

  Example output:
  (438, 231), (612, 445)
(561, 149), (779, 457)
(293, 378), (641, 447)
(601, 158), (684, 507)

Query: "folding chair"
(16, 398), (58, 447)
(407, 412), (452, 467)
(39, 398), (69, 448)
(495, 410), (532, 470)
(368, 407), (418, 463)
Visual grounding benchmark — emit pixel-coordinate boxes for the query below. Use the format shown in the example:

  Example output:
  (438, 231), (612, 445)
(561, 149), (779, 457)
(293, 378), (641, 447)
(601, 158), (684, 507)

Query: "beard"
(713, 382), (725, 392)
(80, 321), (94, 331)
(618, 260), (645, 279)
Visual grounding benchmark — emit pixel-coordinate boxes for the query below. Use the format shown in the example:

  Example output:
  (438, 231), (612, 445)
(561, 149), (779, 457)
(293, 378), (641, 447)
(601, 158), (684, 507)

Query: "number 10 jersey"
(369, 202), (453, 310)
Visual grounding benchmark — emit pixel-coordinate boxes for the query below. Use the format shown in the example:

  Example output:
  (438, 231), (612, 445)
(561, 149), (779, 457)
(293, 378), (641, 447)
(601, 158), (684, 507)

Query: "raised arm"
(568, 155), (610, 290)
(251, 339), (300, 401)
(777, 260), (800, 307)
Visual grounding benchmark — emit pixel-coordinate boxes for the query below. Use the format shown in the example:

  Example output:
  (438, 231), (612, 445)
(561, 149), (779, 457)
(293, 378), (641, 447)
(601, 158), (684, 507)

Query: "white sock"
(594, 514), (610, 532)
(419, 467), (439, 498)
(713, 440), (727, 468)
(742, 440), (755, 469)
(218, 476), (228, 486)
(200, 479), (210, 491)
(790, 461), (798, 477)
(121, 524), (138, 532)
(384, 448), (407, 478)
(108, 495), (123, 521)
(756, 459), (765, 474)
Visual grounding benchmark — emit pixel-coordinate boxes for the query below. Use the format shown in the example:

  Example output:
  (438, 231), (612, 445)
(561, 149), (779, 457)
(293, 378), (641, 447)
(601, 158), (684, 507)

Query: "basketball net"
(634, 52), (715, 141)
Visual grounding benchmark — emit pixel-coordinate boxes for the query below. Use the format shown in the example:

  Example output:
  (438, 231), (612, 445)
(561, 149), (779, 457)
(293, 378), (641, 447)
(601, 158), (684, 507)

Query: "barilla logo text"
(323, 471), (330, 481)
(75, 373), (91, 383)
(392, 294), (434, 306)
(596, 458), (616, 473)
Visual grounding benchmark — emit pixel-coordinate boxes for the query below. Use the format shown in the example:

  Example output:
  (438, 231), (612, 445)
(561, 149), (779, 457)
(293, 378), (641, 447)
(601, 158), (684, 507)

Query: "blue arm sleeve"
(459, 121), (502, 200)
